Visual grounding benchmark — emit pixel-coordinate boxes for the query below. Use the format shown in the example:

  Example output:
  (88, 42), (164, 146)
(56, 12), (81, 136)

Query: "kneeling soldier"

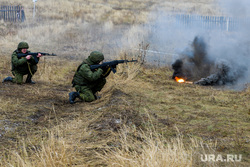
(2, 42), (42, 84)
(69, 51), (111, 104)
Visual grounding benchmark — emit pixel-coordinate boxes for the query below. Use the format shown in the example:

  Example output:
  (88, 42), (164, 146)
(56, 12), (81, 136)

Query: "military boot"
(25, 75), (36, 84)
(69, 92), (80, 104)
(2, 76), (13, 83)
(94, 94), (101, 100)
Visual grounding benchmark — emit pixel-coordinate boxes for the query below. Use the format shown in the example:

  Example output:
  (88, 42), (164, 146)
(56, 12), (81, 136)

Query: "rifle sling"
(102, 67), (111, 77)
(27, 62), (34, 76)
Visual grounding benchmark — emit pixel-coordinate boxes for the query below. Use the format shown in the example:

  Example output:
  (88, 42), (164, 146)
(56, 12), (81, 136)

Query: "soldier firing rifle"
(2, 41), (57, 84)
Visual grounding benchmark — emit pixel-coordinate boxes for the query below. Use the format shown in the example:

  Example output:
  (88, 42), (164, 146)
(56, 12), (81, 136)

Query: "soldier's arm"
(26, 51), (40, 64)
(11, 52), (28, 66)
(29, 55), (39, 64)
(79, 64), (103, 82)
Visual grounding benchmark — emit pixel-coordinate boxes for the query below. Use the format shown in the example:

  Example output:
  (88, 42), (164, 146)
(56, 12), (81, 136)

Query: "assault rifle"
(90, 59), (138, 73)
(17, 52), (57, 64)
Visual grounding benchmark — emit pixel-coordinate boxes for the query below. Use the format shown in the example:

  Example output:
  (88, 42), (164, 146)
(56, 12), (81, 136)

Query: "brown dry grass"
(1, 56), (249, 166)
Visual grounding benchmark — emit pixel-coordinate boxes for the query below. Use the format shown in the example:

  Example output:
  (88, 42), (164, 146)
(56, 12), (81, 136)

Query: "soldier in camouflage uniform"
(2, 42), (42, 84)
(69, 51), (112, 104)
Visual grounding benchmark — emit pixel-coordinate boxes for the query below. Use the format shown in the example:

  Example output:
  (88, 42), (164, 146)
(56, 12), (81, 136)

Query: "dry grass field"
(0, 0), (249, 166)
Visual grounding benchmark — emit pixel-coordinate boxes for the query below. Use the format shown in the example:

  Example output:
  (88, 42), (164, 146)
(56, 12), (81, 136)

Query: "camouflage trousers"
(74, 78), (106, 102)
(12, 65), (37, 84)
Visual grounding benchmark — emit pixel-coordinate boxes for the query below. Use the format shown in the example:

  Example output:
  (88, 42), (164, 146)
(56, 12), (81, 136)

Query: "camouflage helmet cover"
(17, 42), (29, 50)
(88, 51), (104, 64)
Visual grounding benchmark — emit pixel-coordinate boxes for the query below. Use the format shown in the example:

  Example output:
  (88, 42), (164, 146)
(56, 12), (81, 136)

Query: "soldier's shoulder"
(78, 63), (90, 71)
(12, 50), (18, 56)
(80, 63), (89, 68)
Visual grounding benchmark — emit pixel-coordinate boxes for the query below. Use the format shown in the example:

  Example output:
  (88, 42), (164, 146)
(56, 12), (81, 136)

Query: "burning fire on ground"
(171, 36), (247, 87)
(175, 77), (185, 83)
(174, 77), (193, 84)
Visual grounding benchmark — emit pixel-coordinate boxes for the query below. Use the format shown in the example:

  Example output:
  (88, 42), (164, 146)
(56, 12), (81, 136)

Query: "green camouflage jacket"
(11, 50), (38, 73)
(72, 53), (104, 86)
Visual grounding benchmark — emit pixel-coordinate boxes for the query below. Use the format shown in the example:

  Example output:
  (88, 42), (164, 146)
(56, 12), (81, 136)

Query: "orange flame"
(175, 77), (185, 83)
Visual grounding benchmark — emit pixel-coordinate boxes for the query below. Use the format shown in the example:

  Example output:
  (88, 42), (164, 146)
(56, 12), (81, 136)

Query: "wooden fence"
(0, 6), (26, 22)
(174, 14), (250, 31)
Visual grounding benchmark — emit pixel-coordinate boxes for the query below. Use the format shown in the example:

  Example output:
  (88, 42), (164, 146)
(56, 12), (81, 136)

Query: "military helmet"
(17, 42), (29, 50)
(88, 51), (104, 64)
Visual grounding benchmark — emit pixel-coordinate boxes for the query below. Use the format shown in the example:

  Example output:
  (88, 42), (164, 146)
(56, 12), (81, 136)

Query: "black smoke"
(172, 35), (248, 87)
(171, 59), (184, 79)
(146, 0), (250, 89)
(172, 36), (214, 81)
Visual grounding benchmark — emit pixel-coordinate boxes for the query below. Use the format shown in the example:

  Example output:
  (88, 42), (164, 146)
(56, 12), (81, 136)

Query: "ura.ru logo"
(200, 154), (242, 162)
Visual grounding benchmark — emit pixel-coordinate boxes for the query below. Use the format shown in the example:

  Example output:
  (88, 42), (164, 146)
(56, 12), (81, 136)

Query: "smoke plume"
(147, 0), (250, 89)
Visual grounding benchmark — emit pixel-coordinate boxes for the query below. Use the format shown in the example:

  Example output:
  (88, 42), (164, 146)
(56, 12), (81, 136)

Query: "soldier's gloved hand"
(97, 68), (103, 73)
(37, 53), (42, 58)
(26, 55), (32, 60)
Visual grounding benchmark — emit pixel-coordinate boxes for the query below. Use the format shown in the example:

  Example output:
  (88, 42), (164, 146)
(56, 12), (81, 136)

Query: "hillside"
(0, 0), (249, 166)
(1, 57), (249, 166)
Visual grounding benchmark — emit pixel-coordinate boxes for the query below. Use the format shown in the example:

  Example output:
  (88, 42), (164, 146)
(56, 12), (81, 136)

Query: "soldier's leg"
(26, 65), (37, 83)
(75, 85), (96, 102)
(25, 74), (35, 84)
(92, 78), (106, 94)
(30, 64), (38, 74)
(12, 71), (24, 84)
